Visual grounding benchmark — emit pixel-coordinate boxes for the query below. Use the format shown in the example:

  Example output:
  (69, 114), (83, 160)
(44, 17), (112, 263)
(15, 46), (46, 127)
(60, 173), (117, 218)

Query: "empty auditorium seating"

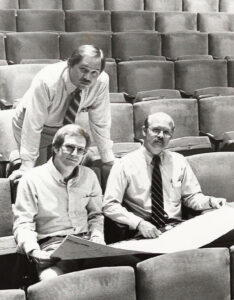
(155, 12), (197, 32)
(104, 0), (143, 11)
(5, 32), (60, 64)
(228, 59), (234, 87)
(0, 289), (25, 300)
(209, 32), (234, 58)
(111, 11), (155, 32)
(198, 13), (234, 32)
(63, 0), (104, 10)
(144, 0), (182, 11)
(65, 10), (111, 32)
(187, 152), (234, 201)
(175, 59), (228, 95)
(135, 89), (181, 102)
(16, 9), (65, 32)
(112, 32), (161, 61)
(20, 59), (61, 64)
(109, 93), (129, 103)
(137, 248), (230, 300)
(105, 61), (117, 92)
(162, 32), (208, 61)
(0, 64), (47, 105)
(59, 32), (112, 59)
(0, 0), (18, 9)
(177, 55), (212, 60)
(220, 0), (234, 12)
(19, 0), (62, 9)
(0, 10), (16, 32)
(183, 0), (219, 12)
(199, 96), (234, 150)
(27, 267), (136, 300)
(118, 61), (174, 95)
(133, 99), (211, 154)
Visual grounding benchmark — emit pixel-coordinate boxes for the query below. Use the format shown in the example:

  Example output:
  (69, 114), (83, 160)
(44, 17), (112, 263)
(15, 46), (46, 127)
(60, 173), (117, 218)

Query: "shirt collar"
(46, 158), (79, 183)
(141, 145), (165, 165)
(63, 65), (77, 94)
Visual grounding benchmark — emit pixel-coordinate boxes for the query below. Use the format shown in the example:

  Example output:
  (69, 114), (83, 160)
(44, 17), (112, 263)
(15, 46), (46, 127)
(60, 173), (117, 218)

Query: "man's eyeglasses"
(148, 127), (173, 137)
(62, 145), (87, 155)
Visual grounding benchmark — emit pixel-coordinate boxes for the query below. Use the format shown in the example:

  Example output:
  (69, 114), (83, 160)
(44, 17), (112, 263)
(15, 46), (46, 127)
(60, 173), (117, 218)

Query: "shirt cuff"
(128, 215), (144, 230)
(20, 159), (35, 171)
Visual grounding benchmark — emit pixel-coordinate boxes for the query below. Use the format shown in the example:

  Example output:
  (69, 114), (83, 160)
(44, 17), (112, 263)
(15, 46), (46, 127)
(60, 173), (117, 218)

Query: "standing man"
(9, 45), (114, 182)
(13, 124), (105, 280)
(103, 112), (228, 242)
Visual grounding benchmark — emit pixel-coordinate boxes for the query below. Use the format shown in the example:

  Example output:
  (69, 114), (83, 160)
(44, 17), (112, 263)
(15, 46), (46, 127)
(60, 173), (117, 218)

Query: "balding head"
(142, 112), (175, 155)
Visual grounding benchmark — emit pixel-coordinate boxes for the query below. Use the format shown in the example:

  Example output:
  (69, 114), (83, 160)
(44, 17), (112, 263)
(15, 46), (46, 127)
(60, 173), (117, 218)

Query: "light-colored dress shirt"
(14, 61), (114, 166)
(103, 146), (210, 230)
(13, 158), (104, 254)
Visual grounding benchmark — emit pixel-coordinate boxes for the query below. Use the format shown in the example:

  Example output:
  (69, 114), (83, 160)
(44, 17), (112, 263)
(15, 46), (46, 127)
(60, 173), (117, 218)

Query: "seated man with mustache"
(103, 112), (232, 246)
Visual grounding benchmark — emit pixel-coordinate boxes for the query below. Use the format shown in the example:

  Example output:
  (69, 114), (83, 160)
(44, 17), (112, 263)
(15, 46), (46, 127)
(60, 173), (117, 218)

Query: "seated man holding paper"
(103, 112), (228, 242)
(13, 124), (105, 280)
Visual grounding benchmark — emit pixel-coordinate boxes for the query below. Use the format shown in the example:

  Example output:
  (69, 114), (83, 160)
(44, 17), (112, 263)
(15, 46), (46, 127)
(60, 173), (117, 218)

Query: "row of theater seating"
(1, 31), (234, 64)
(0, 151), (234, 294)
(1, 92), (234, 178)
(1, 0), (234, 13)
(1, 247), (234, 299)
(1, 60), (234, 99)
(1, 10), (234, 33)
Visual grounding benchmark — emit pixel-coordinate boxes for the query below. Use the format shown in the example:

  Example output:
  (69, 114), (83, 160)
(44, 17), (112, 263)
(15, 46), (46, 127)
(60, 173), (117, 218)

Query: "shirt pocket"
(170, 178), (182, 204)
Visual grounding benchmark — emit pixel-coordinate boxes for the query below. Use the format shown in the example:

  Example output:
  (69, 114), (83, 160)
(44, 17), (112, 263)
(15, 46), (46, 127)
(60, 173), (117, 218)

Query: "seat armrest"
(199, 131), (222, 150)
(179, 89), (193, 98)
(0, 99), (13, 110)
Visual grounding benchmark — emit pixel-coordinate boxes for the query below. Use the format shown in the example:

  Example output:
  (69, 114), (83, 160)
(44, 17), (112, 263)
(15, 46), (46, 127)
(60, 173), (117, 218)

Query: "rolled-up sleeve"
(13, 175), (40, 254)
(88, 75), (114, 163)
(181, 159), (210, 210)
(20, 77), (50, 166)
(87, 172), (104, 239)
(103, 160), (143, 230)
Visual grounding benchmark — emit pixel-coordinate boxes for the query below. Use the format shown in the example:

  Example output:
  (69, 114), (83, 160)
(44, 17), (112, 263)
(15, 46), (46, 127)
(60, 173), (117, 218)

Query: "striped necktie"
(150, 155), (168, 228)
(63, 88), (81, 125)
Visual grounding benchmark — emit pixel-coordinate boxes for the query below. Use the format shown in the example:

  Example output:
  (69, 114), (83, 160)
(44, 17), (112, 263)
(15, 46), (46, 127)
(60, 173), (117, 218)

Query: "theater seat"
(0, 0), (18, 9)
(199, 96), (234, 150)
(0, 9), (16, 32)
(155, 12), (197, 33)
(65, 10), (111, 32)
(0, 33), (6, 60)
(20, 59), (61, 64)
(219, 0), (234, 12)
(187, 152), (234, 202)
(162, 32), (208, 61)
(27, 267), (136, 300)
(133, 99), (211, 155)
(137, 248), (230, 300)
(0, 289), (25, 300)
(183, 0), (219, 12)
(135, 89), (181, 102)
(198, 12), (234, 32)
(112, 32), (161, 61)
(175, 59), (228, 96)
(16, 9), (65, 32)
(104, 0), (143, 11)
(193, 87), (234, 99)
(104, 61), (117, 93)
(144, 0), (182, 11)
(177, 55), (212, 61)
(62, 0), (104, 10)
(59, 32), (112, 60)
(118, 61), (174, 96)
(209, 32), (234, 58)
(228, 59), (234, 87)
(6, 32), (60, 64)
(19, 0), (62, 9)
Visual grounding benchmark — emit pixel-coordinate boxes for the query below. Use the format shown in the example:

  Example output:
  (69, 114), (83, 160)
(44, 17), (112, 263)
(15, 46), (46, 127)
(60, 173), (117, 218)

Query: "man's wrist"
(20, 160), (35, 171)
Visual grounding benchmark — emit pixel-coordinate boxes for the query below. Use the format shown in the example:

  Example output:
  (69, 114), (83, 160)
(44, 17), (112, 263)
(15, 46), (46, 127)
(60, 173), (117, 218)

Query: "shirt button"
(73, 227), (76, 231)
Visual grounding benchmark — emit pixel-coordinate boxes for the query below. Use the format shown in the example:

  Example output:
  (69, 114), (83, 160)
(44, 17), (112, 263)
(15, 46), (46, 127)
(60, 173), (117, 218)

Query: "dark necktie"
(151, 155), (168, 228)
(63, 88), (81, 125)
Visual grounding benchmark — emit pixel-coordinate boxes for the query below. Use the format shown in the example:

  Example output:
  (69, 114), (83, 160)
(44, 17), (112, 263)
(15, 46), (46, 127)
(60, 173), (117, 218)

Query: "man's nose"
(83, 72), (91, 81)
(158, 130), (164, 138)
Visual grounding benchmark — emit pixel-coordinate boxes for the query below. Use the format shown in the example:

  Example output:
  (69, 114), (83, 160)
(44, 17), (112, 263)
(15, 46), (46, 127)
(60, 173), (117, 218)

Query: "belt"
(38, 232), (90, 246)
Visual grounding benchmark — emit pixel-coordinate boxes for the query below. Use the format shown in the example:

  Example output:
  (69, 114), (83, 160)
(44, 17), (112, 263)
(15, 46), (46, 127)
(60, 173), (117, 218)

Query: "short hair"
(52, 124), (91, 154)
(144, 112), (175, 131)
(67, 45), (105, 73)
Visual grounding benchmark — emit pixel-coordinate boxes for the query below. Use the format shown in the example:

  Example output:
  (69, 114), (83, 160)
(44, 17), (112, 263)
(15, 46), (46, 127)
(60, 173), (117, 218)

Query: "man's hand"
(90, 236), (106, 245)
(29, 249), (57, 267)
(8, 169), (25, 183)
(137, 220), (162, 239)
(210, 197), (226, 209)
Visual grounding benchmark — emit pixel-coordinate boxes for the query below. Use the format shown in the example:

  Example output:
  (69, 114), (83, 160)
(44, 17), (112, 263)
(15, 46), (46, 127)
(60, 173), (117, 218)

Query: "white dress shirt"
(13, 158), (104, 254)
(103, 146), (210, 230)
(13, 61), (114, 166)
